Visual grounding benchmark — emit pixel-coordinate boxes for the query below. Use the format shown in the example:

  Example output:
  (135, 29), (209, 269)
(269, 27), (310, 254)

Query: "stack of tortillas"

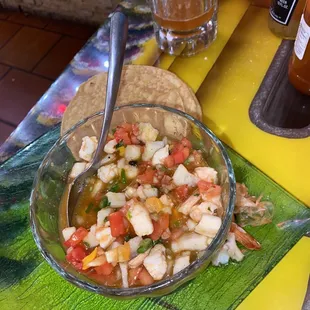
(61, 65), (202, 136)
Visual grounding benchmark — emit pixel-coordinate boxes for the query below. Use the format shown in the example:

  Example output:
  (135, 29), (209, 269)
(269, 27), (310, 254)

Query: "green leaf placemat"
(0, 126), (309, 310)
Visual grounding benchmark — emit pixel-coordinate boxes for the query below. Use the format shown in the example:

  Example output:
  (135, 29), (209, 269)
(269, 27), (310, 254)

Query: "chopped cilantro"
(127, 210), (132, 220)
(124, 235), (131, 242)
(83, 241), (90, 248)
(121, 168), (127, 184)
(184, 158), (190, 165)
(99, 196), (110, 209)
(104, 217), (109, 223)
(115, 140), (124, 149)
(85, 203), (94, 214)
(137, 238), (153, 254)
(153, 238), (163, 246)
(112, 128), (116, 134)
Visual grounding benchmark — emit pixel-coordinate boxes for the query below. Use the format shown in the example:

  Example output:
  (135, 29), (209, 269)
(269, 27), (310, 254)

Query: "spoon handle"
(93, 12), (128, 166)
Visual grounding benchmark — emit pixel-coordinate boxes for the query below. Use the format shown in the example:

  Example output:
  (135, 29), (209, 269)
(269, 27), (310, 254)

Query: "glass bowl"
(30, 104), (236, 298)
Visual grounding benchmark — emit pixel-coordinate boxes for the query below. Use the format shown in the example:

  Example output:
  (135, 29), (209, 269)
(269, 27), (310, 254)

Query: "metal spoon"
(67, 12), (128, 225)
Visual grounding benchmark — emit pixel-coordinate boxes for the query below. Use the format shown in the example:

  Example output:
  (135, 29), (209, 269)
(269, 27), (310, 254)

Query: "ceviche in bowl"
(30, 104), (236, 297)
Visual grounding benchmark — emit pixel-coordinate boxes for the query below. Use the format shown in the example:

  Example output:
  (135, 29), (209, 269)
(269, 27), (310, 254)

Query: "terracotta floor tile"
(0, 121), (15, 145)
(0, 64), (10, 78)
(34, 36), (85, 79)
(0, 10), (11, 20)
(0, 26), (60, 71)
(45, 19), (96, 39)
(0, 21), (21, 48)
(8, 12), (49, 28)
(0, 69), (51, 125)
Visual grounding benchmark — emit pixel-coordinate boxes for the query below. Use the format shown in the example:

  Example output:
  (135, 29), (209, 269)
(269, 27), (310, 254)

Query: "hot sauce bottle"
(288, 0), (310, 95)
(269, 0), (306, 39)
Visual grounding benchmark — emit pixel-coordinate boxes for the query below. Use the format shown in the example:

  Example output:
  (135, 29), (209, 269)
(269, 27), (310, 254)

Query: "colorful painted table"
(0, 1), (309, 309)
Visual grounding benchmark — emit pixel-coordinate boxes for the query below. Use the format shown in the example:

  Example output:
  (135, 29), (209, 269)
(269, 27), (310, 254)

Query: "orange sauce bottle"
(288, 0), (310, 95)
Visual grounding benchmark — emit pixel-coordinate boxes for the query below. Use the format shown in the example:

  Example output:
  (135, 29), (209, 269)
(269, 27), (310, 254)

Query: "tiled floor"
(0, 10), (96, 145)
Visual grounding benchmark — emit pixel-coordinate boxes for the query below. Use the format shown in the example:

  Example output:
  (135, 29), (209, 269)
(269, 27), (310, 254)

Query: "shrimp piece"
(178, 194), (201, 215)
(230, 222), (261, 250)
(128, 249), (151, 269)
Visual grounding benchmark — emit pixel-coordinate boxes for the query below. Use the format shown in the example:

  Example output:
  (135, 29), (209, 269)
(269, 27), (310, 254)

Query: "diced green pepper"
(121, 168), (127, 184)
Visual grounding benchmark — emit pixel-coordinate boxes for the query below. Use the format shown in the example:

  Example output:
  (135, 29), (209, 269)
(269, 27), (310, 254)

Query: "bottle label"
(294, 14), (310, 60)
(270, 0), (298, 25)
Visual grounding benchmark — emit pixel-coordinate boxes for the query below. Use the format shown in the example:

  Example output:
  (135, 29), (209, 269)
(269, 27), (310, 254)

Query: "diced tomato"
(172, 142), (184, 154)
(119, 204), (130, 215)
(149, 213), (169, 241)
(89, 269), (118, 286)
(197, 180), (214, 194)
(170, 228), (184, 241)
(64, 227), (88, 248)
(164, 155), (175, 168)
(109, 211), (126, 237)
(66, 244), (87, 270)
(205, 185), (222, 199)
(120, 122), (132, 132)
(138, 267), (154, 286)
(174, 185), (189, 202)
(132, 123), (139, 136)
(115, 236), (125, 244)
(181, 137), (192, 148)
(161, 175), (172, 185)
(128, 266), (143, 286)
(130, 134), (140, 145)
(137, 168), (156, 184)
(114, 127), (132, 145)
(182, 147), (190, 159)
(172, 151), (185, 164)
(95, 262), (114, 275)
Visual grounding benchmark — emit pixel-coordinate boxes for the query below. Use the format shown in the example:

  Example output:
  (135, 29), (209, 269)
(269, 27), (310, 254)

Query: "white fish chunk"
(137, 122), (159, 143)
(173, 164), (198, 187)
(95, 227), (115, 249)
(97, 163), (118, 183)
(69, 162), (87, 179)
(128, 236), (143, 258)
(104, 139), (117, 154)
(62, 227), (76, 241)
(194, 214), (222, 238)
(106, 192), (126, 208)
(142, 141), (165, 161)
(137, 184), (158, 200)
(173, 254), (190, 275)
(152, 145), (169, 166)
(125, 145), (141, 161)
(97, 208), (113, 227)
(143, 244), (167, 280)
(83, 225), (99, 247)
(128, 202), (154, 236)
(79, 136), (98, 161)
(171, 233), (208, 253)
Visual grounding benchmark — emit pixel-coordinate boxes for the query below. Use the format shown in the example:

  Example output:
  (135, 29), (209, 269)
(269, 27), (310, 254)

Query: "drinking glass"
(148, 0), (218, 56)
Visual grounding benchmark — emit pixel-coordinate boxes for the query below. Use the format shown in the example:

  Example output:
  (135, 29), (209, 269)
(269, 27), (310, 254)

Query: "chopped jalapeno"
(137, 238), (153, 254)
(108, 182), (119, 192)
